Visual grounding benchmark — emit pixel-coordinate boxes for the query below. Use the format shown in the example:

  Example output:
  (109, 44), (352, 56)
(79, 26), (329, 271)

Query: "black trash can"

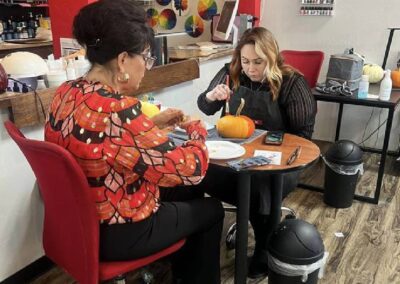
(268, 219), (326, 284)
(323, 140), (363, 208)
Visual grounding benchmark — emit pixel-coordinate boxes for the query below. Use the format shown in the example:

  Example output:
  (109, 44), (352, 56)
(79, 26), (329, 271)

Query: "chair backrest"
(280, 50), (324, 88)
(4, 121), (100, 284)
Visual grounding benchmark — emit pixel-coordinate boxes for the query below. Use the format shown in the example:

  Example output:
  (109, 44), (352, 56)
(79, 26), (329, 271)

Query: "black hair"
(72, 0), (154, 65)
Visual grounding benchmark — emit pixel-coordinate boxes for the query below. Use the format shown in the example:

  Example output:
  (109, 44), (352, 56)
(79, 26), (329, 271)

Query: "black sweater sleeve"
(197, 67), (228, 116)
(281, 75), (317, 139)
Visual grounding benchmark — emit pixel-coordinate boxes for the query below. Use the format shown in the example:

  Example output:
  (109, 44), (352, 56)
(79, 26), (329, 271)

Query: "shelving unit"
(0, 0), (47, 7)
(299, 0), (335, 16)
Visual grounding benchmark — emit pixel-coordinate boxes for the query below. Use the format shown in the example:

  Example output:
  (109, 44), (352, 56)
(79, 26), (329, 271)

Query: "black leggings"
(99, 187), (224, 284)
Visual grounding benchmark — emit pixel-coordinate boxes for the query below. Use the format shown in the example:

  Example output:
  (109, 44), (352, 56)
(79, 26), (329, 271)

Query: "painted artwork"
(146, 8), (159, 28)
(173, 0), (190, 16)
(159, 9), (177, 30)
(185, 15), (204, 37)
(156, 0), (172, 6)
(197, 0), (218, 21)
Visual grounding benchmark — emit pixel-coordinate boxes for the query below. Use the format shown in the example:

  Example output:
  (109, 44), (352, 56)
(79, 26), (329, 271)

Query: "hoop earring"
(241, 69), (245, 74)
(117, 72), (130, 82)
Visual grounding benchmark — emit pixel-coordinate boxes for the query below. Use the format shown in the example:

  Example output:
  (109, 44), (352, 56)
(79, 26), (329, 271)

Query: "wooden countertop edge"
(168, 48), (233, 63)
(0, 41), (53, 51)
(0, 59), (200, 128)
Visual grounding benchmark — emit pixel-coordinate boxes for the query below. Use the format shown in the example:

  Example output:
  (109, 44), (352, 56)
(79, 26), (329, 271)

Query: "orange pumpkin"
(216, 98), (255, 139)
(391, 68), (400, 88)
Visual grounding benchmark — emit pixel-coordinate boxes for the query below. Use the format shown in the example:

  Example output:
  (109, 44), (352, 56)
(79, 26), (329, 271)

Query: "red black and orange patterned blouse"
(45, 80), (209, 225)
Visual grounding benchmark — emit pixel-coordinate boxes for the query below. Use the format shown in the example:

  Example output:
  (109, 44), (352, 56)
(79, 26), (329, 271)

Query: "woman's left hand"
(151, 108), (185, 130)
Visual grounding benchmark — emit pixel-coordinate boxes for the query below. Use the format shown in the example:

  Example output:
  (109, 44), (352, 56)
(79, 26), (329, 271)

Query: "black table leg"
(335, 103), (343, 141)
(235, 173), (251, 284)
(372, 107), (395, 203)
(270, 174), (284, 230)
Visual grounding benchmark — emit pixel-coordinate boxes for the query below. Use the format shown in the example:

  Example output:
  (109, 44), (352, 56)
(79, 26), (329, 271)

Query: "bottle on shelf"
(379, 70), (392, 101)
(358, 75), (369, 99)
(36, 79), (47, 90)
(66, 59), (77, 80)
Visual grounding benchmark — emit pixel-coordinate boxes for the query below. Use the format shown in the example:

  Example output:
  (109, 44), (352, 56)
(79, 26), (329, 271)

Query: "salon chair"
(280, 50), (324, 88)
(4, 120), (185, 284)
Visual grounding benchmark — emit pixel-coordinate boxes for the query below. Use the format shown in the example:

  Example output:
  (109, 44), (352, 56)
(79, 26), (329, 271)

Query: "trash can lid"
(268, 219), (325, 265)
(325, 140), (363, 165)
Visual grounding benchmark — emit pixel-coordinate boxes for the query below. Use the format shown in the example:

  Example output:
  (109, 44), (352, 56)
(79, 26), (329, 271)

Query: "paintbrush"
(225, 75), (230, 115)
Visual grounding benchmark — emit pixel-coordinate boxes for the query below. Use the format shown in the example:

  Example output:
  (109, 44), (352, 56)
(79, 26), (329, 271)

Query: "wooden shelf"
(0, 0), (48, 7)
(0, 59), (200, 128)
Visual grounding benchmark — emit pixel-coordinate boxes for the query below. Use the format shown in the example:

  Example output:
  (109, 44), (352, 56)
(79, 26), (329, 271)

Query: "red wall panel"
(48, 0), (260, 58)
(48, 0), (97, 58)
(238, 0), (260, 26)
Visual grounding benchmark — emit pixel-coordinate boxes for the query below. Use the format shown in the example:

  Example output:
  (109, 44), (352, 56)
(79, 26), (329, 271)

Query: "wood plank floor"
(31, 141), (400, 284)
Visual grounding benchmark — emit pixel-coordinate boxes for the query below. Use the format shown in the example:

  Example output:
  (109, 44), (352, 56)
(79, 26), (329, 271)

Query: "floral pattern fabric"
(45, 80), (208, 224)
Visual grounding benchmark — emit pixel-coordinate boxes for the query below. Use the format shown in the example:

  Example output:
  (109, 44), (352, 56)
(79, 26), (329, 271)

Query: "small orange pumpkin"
(216, 98), (255, 139)
(391, 68), (400, 88)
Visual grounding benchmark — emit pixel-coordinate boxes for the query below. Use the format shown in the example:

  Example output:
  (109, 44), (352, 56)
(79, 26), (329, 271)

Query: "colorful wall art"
(156, 0), (172, 6)
(150, 0), (225, 41)
(146, 8), (159, 28)
(159, 9), (177, 30)
(184, 15), (204, 37)
(173, 0), (190, 16)
(197, 0), (218, 20)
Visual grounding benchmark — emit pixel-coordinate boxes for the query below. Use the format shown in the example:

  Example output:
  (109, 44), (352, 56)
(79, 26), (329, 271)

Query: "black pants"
(195, 165), (299, 258)
(99, 186), (224, 284)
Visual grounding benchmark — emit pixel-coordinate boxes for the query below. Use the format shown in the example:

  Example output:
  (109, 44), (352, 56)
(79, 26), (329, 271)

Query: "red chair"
(4, 120), (185, 284)
(280, 50), (324, 88)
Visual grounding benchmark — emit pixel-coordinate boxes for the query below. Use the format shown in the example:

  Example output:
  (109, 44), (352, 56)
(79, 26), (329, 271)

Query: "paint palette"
(197, 0), (218, 21)
(173, 0), (190, 16)
(146, 8), (159, 28)
(184, 15), (204, 38)
(159, 9), (177, 30)
(156, 0), (171, 6)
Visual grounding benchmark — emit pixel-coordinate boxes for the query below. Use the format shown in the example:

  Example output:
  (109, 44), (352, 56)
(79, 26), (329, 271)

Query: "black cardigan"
(197, 65), (317, 139)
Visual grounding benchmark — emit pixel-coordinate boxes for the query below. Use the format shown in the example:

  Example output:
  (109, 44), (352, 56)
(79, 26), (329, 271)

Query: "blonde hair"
(230, 27), (295, 100)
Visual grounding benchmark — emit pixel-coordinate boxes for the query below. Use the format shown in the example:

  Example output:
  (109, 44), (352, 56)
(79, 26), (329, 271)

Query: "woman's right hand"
(205, 84), (231, 102)
(178, 116), (206, 131)
(151, 108), (184, 130)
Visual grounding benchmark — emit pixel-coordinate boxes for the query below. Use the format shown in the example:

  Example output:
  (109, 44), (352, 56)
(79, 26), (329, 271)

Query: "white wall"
(0, 56), (230, 281)
(262, 0), (400, 150)
(153, 56), (231, 123)
(0, 112), (44, 281)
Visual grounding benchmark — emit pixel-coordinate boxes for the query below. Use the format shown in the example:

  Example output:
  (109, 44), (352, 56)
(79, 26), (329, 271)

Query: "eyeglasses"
(140, 53), (157, 70)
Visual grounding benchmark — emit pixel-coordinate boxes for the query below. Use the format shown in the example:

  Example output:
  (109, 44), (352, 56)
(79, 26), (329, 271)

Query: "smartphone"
(264, 131), (284, 145)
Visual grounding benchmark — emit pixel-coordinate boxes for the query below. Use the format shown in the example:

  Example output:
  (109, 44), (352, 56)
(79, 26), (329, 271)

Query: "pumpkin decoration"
(216, 98), (255, 139)
(363, 64), (384, 83)
(141, 101), (160, 118)
(391, 62), (400, 88)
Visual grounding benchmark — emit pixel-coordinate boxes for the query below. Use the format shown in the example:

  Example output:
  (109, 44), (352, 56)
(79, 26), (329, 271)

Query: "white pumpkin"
(363, 64), (384, 83)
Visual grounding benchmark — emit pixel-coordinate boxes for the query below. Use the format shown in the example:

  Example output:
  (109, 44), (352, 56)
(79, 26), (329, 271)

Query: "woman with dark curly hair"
(44, 1), (224, 283)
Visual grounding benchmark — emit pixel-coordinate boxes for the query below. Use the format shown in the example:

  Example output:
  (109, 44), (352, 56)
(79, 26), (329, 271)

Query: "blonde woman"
(197, 27), (316, 279)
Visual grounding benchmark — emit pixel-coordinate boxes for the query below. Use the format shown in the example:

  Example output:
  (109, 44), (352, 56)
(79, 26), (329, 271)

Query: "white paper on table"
(254, 150), (282, 165)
